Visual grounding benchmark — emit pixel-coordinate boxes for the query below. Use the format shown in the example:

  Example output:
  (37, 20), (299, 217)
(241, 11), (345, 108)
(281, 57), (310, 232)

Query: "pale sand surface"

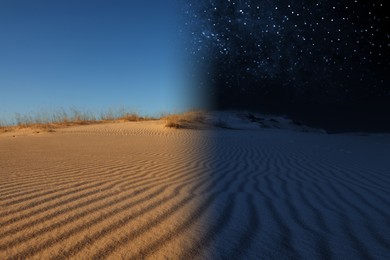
(1, 120), (390, 259)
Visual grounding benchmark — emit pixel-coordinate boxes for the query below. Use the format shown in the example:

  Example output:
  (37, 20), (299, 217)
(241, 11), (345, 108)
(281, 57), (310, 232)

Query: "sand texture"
(1, 120), (390, 259)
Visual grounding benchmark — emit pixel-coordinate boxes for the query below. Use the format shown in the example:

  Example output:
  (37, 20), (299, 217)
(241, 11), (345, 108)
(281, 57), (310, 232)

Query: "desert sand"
(1, 117), (390, 259)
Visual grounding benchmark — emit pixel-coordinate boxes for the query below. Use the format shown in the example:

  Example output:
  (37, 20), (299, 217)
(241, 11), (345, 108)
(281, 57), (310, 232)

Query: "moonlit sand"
(1, 113), (389, 259)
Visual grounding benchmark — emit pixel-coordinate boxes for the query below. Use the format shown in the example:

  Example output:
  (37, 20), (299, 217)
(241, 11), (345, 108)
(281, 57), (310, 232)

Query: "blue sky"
(0, 0), (200, 121)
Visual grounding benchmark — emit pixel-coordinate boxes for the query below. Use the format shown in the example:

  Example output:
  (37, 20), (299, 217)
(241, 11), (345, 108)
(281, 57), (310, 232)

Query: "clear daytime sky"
(0, 0), (200, 121)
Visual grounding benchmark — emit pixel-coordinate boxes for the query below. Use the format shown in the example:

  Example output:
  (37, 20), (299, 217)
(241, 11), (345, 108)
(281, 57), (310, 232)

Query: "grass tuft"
(162, 111), (206, 129)
(1, 108), (209, 133)
(0, 108), (157, 133)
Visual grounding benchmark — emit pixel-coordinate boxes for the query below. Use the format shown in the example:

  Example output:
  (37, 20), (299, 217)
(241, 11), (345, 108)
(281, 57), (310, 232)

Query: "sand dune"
(1, 119), (389, 259)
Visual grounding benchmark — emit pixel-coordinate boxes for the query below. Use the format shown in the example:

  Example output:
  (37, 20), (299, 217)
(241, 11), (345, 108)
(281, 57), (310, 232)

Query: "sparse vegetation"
(0, 119), (11, 133)
(119, 112), (149, 122)
(0, 108), (156, 133)
(162, 110), (206, 129)
(0, 108), (211, 133)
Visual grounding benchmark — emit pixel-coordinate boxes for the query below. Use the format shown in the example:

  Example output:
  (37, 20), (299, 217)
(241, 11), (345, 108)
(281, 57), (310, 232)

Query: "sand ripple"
(1, 122), (389, 259)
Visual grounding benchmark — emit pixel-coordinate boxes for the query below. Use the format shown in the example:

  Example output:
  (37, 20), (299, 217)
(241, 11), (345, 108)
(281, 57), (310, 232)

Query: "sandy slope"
(1, 120), (390, 259)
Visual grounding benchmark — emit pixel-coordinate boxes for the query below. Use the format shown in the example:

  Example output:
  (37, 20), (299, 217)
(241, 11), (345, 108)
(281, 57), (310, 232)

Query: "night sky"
(182, 0), (389, 132)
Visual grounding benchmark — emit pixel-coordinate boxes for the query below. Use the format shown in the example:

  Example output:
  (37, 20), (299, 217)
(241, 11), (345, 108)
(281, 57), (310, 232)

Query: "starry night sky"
(182, 0), (389, 132)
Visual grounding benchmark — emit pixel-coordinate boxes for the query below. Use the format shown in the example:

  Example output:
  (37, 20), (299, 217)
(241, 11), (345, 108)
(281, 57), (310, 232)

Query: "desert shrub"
(163, 111), (206, 129)
(0, 107), (157, 133)
(120, 112), (143, 122)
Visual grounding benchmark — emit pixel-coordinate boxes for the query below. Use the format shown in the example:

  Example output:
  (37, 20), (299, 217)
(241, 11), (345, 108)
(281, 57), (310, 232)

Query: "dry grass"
(0, 124), (7, 133)
(0, 108), (156, 133)
(0, 120), (12, 133)
(162, 111), (206, 129)
(99, 108), (150, 122)
(0, 109), (209, 133)
(117, 113), (152, 122)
